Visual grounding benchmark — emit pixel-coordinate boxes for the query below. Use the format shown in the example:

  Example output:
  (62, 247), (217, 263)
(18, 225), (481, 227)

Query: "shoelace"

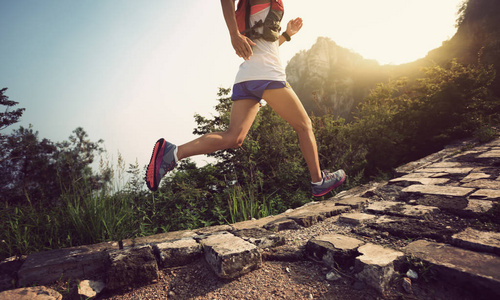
(322, 171), (339, 181)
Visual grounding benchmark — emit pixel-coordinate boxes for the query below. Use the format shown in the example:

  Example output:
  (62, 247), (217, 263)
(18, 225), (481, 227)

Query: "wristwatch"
(282, 31), (291, 42)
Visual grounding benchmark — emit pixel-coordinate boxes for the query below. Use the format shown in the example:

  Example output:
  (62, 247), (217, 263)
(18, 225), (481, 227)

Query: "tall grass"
(227, 184), (276, 224)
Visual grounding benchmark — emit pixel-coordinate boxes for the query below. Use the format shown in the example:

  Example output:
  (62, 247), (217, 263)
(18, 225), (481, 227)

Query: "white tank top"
(234, 6), (287, 84)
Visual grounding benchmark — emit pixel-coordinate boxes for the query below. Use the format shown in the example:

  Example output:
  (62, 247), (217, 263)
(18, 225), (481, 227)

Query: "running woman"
(146, 0), (345, 197)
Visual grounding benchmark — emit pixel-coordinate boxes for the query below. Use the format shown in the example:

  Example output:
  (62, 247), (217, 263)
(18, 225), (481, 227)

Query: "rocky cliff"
(286, 37), (388, 119)
(287, 0), (500, 119)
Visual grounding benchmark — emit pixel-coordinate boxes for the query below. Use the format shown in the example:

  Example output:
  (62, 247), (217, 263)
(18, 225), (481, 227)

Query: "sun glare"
(285, 0), (462, 65)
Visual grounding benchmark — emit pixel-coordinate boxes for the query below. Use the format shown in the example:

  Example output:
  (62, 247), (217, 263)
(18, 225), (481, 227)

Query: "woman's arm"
(279, 17), (303, 46)
(220, 0), (256, 60)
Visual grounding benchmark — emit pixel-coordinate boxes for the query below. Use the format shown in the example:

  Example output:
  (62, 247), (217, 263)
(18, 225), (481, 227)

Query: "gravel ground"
(95, 259), (382, 300)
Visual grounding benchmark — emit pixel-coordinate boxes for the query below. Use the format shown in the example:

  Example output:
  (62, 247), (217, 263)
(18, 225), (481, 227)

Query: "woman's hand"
(286, 17), (303, 36)
(231, 32), (256, 60)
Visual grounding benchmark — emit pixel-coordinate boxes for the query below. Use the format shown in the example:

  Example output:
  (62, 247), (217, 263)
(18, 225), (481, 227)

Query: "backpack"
(236, 0), (284, 42)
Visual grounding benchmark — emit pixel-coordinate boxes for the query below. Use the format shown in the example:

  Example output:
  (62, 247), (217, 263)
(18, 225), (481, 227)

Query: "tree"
(55, 127), (105, 190)
(0, 88), (25, 131)
(0, 126), (58, 205)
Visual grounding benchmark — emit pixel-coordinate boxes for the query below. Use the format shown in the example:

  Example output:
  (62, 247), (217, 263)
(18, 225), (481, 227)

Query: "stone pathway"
(1, 138), (499, 299)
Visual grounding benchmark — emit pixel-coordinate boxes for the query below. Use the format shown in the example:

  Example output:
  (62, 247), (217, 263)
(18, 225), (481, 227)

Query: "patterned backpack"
(236, 0), (284, 42)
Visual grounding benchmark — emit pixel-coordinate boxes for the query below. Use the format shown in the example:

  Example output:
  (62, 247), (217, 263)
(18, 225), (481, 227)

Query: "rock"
(461, 172), (492, 183)
(451, 227), (500, 255)
(461, 179), (500, 189)
(78, 280), (105, 298)
(366, 201), (439, 218)
(0, 286), (62, 299)
(263, 218), (302, 231)
(106, 245), (159, 291)
(128, 230), (197, 246)
(285, 202), (350, 227)
(469, 189), (500, 200)
(354, 243), (404, 293)
(17, 244), (110, 287)
(402, 184), (475, 197)
(333, 197), (369, 208)
(389, 177), (450, 185)
(247, 235), (285, 249)
(426, 162), (462, 168)
(153, 238), (203, 268)
(464, 199), (494, 214)
(406, 269), (418, 279)
(414, 167), (474, 174)
(338, 212), (376, 225)
(194, 225), (233, 235)
(405, 240), (500, 298)
(201, 232), (261, 279)
(232, 228), (285, 248)
(477, 150), (500, 158)
(402, 277), (413, 294)
(306, 234), (364, 269)
(326, 270), (342, 281)
(0, 258), (23, 292)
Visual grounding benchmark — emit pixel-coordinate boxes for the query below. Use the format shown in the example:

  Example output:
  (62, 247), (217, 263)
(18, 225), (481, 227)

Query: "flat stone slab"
(470, 189), (500, 200)
(194, 225), (233, 235)
(452, 228), (500, 255)
(306, 234), (364, 269)
(17, 244), (109, 286)
(366, 201), (439, 218)
(390, 177), (450, 185)
(263, 217), (302, 231)
(401, 172), (448, 178)
(415, 167), (473, 174)
(233, 228), (286, 248)
(395, 146), (461, 175)
(285, 201), (351, 227)
(339, 212), (376, 225)
(232, 214), (287, 231)
(106, 245), (159, 291)
(333, 197), (369, 208)
(0, 286), (62, 300)
(426, 162), (462, 168)
(201, 232), (261, 279)
(402, 184), (475, 197)
(461, 172), (492, 183)
(153, 237), (203, 268)
(461, 179), (500, 190)
(477, 150), (500, 158)
(130, 230), (197, 246)
(354, 243), (404, 293)
(464, 199), (494, 214)
(405, 240), (500, 297)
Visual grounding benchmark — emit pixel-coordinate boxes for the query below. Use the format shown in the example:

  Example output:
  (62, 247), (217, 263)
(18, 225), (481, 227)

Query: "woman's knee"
(222, 132), (246, 149)
(292, 117), (313, 134)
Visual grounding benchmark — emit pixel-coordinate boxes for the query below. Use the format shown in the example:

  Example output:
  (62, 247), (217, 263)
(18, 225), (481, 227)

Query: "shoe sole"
(146, 138), (165, 192)
(312, 173), (346, 197)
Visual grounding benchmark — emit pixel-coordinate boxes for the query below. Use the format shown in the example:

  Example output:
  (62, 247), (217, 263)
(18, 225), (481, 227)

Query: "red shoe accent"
(146, 138), (165, 191)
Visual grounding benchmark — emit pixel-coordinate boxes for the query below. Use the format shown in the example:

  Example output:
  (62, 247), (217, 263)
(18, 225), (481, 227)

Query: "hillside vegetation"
(1, 0), (499, 260)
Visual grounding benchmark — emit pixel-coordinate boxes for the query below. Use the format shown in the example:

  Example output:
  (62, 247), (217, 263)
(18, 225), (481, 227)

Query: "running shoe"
(145, 138), (178, 191)
(311, 169), (346, 197)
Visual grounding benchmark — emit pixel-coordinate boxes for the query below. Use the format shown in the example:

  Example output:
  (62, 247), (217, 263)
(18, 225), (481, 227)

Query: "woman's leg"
(262, 87), (323, 183)
(176, 99), (260, 160)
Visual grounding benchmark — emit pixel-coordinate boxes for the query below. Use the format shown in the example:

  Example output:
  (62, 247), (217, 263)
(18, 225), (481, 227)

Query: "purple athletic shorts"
(231, 80), (288, 101)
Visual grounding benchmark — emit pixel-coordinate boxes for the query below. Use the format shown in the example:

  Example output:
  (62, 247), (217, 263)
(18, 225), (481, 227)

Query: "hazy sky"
(0, 0), (463, 170)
